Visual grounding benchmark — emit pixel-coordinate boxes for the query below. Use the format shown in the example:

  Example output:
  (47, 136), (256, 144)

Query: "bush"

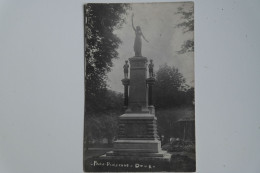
(163, 139), (195, 152)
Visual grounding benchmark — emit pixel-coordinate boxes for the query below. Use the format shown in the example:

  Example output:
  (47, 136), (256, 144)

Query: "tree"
(153, 64), (194, 141)
(83, 4), (130, 151)
(176, 3), (194, 54)
(153, 64), (187, 109)
(85, 90), (124, 147)
(84, 4), (130, 114)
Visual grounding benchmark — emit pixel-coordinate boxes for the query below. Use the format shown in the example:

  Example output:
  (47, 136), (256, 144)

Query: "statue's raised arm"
(131, 13), (136, 32)
(142, 33), (149, 43)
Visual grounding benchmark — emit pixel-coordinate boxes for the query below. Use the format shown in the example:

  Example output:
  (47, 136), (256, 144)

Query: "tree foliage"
(84, 4), (130, 114)
(176, 3), (194, 54)
(84, 4), (130, 147)
(86, 110), (120, 144)
(153, 64), (194, 141)
(154, 64), (194, 108)
(85, 90), (124, 145)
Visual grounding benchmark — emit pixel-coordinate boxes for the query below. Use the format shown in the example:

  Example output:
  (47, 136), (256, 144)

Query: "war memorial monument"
(84, 13), (173, 172)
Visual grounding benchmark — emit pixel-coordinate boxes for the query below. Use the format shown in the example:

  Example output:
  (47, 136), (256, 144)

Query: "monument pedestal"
(113, 139), (161, 153)
(114, 113), (161, 152)
(97, 113), (171, 171)
(109, 113), (170, 156)
(85, 56), (172, 171)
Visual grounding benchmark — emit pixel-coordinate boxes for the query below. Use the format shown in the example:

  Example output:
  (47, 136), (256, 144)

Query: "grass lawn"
(85, 148), (112, 159)
(84, 149), (195, 172)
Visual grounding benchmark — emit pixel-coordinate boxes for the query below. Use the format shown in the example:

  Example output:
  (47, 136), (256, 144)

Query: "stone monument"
(97, 55), (171, 171)
(103, 16), (171, 167)
(99, 53), (171, 171)
(85, 15), (172, 171)
(107, 14), (167, 157)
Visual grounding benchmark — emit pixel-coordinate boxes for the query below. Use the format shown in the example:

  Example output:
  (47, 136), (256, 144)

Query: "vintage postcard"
(83, 2), (195, 172)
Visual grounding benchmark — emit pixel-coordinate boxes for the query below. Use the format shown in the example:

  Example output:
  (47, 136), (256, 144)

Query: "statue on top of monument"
(148, 59), (154, 78)
(132, 13), (149, 57)
(123, 60), (129, 79)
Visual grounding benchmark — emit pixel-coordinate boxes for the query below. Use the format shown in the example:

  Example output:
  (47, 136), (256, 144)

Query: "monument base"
(84, 112), (173, 172)
(114, 139), (161, 153)
(118, 113), (159, 140)
(106, 150), (170, 158)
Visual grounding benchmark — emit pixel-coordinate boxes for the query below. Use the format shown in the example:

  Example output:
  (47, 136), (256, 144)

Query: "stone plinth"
(113, 139), (161, 153)
(117, 113), (159, 140)
(113, 112), (161, 155)
(106, 150), (170, 158)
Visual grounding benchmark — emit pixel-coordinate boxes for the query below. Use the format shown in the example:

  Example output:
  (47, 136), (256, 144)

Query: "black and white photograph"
(1, 0), (260, 173)
(83, 2), (195, 172)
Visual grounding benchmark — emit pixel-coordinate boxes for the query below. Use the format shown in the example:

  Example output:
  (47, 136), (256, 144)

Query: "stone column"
(121, 79), (130, 108)
(146, 77), (155, 106)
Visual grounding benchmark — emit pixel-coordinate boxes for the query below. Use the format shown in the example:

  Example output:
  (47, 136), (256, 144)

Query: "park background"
(84, 1), (194, 144)
(84, 4), (195, 171)
(1, 0), (260, 173)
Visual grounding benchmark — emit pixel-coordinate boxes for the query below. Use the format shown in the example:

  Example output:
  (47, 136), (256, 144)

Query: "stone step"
(113, 148), (160, 153)
(117, 138), (157, 140)
(117, 135), (157, 138)
(99, 153), (172, 162)
(106, 150), (168, 157)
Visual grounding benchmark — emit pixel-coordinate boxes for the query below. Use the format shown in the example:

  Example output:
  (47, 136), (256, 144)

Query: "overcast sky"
(107, 2), (194, 93)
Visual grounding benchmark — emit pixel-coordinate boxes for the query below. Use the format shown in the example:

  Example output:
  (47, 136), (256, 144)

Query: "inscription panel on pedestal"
(125, 123), (147, 137)
(129, 69), (147, 107)
(130, 61), (146, 68)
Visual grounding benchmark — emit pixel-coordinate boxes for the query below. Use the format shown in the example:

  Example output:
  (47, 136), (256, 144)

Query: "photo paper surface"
(83, 2), (195, 172)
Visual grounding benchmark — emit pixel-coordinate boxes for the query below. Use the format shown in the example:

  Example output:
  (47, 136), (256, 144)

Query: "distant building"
(175, 116), (195, 141)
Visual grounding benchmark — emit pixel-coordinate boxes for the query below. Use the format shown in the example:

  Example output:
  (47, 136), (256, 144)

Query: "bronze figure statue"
(123, 60), (129, 79)
(148, 59), (154, 78)
(132, 13), (149, 57)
